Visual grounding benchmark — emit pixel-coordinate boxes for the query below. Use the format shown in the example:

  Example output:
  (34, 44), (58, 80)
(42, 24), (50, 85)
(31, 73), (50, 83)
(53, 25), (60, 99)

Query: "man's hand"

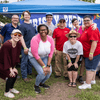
(24, 48), (29, 55)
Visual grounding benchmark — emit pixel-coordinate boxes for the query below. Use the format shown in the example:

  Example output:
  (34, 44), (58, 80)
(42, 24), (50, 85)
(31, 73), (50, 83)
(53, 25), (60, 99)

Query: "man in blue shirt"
(19, 11), (36, 82)
(0, 15), (19, 43)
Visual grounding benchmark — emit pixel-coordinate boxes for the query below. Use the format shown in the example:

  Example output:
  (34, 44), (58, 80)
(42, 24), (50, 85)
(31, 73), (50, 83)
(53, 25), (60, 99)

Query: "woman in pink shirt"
(72, 18), (84, 84)
(28, 24), (54, 93)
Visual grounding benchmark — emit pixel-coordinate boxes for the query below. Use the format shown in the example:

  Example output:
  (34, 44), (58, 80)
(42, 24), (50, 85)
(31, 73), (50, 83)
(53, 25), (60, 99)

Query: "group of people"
(0, 10), (100, 98)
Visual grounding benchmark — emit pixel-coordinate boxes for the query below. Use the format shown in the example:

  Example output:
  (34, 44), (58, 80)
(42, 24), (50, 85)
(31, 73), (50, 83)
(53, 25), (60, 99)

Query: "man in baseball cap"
(44, 12), (56, 36)
(53, 18), (70, 80)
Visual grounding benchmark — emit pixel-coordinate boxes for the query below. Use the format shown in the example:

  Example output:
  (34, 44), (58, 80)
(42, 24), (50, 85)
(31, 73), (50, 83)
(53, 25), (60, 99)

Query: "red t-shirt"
(80, 25), (100, 58)
(53, 27), (70, 51)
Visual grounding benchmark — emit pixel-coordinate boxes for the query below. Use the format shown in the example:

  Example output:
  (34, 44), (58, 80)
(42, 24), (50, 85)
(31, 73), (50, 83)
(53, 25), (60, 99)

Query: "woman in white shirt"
(63, 30), (83, 87)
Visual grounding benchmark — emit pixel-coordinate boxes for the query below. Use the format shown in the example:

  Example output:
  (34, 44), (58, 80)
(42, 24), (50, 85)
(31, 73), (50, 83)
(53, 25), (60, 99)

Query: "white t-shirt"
(28, 40), (51, 58)
(44, 22), (56, 36)
(63, 40), (83, 59)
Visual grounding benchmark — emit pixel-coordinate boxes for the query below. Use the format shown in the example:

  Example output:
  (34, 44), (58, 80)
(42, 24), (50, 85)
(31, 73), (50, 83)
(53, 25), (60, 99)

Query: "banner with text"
(19, 13), (100, 31)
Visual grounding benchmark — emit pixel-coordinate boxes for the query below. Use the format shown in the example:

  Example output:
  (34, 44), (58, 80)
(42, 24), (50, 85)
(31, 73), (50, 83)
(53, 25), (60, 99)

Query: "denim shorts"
(85, 54), (100, 71)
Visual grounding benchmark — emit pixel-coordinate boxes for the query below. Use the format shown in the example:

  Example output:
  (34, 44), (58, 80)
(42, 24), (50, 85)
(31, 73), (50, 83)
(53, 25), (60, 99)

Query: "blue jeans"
(85, 54), (100, 71)
(28, 55), (52, 86)
(21, 49), (32, 79)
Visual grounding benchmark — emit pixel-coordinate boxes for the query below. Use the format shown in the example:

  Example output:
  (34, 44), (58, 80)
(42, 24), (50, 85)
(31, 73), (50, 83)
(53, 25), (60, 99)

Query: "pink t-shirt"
(75, 26), (83, 41)
(29, 34), (54, 60)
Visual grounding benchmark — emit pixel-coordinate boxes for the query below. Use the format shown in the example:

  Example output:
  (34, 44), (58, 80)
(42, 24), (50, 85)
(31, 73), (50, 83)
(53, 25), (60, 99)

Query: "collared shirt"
(53, 27), (70, 51)
(80, 25), (100, 57)
(44, 22), (56, 36)
(1, 23), (19, 42)
(0, 26), (3, 34)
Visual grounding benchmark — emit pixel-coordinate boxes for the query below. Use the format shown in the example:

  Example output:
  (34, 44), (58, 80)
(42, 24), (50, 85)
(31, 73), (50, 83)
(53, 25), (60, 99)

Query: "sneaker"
(10, 88), (19, 94)
(91, 80), (96, 84)
(4, 92), (15, 98)
(34, 85), (41, 93)
(84, 80), (96, 85)
(39, 83), (50, 89)
(78, 76), (84, 84)
(78, 83), (91, 89)
(55, 75), (61, 78)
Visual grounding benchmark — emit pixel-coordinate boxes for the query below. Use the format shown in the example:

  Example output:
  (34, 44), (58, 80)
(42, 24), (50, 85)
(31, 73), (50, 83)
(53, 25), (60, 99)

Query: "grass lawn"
(0, 59), (100, 100)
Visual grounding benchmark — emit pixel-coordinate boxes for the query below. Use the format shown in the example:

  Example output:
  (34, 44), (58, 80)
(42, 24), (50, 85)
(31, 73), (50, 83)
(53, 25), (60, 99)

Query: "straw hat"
(66, 30), (80, 38)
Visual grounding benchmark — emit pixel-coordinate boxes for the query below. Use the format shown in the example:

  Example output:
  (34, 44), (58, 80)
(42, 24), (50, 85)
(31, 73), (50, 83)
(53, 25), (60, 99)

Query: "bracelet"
(24, 47), (27, 50)
(68, 60), (71, 62)
(47, 65), (50, 67)
(42, 65), (46, 68)
(90, 52), (93, 55)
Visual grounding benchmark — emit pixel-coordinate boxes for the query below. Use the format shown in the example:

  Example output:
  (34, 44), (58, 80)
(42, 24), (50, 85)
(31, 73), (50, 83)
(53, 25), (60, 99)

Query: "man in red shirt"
(53, 18), (70, 79)
(79, 15), (100, 89)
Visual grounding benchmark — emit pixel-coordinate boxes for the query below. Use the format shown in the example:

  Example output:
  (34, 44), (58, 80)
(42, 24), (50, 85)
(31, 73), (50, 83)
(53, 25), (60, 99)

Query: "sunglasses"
(13, 33), (22, 37)
(69, 36), (77, 38)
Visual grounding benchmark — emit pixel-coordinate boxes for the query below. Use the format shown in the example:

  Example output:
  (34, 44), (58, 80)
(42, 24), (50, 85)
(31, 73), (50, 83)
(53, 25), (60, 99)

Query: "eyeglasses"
(69, 36), (77, 38)
(40, 29), (47, 32)
(13, 33), (22, 37)
(46, 17), (53, 19)
(83, 20), (91, 22)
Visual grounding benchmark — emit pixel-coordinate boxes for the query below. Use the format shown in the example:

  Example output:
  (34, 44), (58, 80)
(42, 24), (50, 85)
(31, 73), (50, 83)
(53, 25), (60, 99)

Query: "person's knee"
(37, 73), (45, 80)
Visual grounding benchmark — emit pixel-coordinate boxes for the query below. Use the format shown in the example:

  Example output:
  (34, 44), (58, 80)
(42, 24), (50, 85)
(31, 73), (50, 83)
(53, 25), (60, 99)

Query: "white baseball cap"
(12, 29), (22, 35)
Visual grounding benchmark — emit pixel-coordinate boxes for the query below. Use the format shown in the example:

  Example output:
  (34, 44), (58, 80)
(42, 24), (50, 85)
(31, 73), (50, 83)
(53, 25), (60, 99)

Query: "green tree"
(79, 0), (96, 3)
(0, 0), (9, 3)
(0, 14), (11, 24)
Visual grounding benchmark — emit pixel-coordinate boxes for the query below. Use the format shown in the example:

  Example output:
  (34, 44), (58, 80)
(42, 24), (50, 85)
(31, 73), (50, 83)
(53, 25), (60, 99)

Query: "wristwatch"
(47, 65), (50, 67)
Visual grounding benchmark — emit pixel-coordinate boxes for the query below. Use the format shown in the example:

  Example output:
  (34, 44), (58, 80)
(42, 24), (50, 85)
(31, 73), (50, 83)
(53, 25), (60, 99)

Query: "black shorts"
(67, 56), (82, 71)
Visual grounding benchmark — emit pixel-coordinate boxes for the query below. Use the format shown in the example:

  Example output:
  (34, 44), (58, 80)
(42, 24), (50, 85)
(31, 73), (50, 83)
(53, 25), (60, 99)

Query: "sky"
(95, 0), (100, 3)
(0, 0), (100, 3)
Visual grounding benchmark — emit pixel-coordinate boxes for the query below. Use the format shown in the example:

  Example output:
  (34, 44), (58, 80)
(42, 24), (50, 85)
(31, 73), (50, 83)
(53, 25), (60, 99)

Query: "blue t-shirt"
(1, 23), (19, 42)
(19, 22), (36, 48)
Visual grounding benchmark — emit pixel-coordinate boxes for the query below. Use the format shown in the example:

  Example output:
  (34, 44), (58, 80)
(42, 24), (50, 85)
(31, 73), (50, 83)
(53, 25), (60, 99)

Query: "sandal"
(68, 82), (73, 87)
(72, 82), (77, 87)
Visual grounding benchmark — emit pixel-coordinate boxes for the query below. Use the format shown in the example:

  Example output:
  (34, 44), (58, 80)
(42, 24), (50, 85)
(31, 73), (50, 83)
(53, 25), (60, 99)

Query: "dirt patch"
(19, 82), (80, 100)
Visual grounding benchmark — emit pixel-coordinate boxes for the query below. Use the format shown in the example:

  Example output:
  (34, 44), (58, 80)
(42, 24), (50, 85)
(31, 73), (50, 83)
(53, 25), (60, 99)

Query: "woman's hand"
(12, 68), (18, 74)
(67, 62), (72, 68)
(89, 54), (93, 60)
(73, 63), (78, 68)
(46, 67), (51, 74)
(43, 67), (50, 76)
(9, 68), (15, 77)
(18, 35), (23, 40)
(91, 23), (97, 30)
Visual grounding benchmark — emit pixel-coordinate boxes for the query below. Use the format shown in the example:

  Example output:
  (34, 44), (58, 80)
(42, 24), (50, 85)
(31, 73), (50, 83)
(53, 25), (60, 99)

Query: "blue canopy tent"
(0, 0), (100, 30)
(0, 0), (100, 13)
